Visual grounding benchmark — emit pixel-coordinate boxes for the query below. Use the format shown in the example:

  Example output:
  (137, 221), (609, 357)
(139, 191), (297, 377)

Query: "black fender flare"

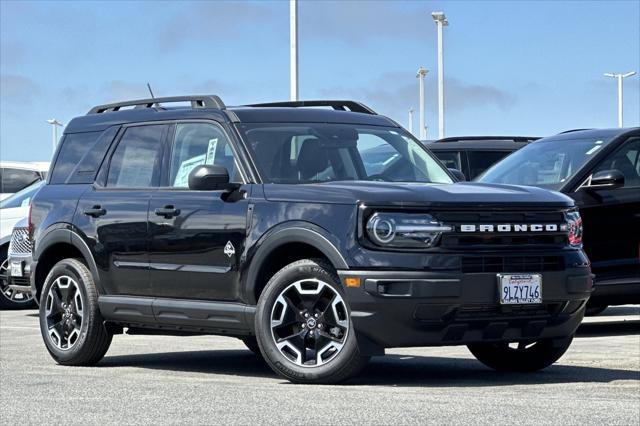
(33, 228), (102, 293)
(243, 222), (349, 305)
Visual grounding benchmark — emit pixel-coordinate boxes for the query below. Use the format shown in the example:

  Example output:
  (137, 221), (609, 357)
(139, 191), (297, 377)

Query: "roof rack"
(435, 136), (539, 143)
(87, 95), (226, 114)
(247, 100), (377, 115)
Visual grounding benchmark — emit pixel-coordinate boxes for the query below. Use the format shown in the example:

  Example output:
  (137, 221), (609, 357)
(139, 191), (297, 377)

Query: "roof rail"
(247, 100), (377, 115)
(87, 95), (226, 114)
(558, 128), (592, 134)
(435, 136), (539, 143)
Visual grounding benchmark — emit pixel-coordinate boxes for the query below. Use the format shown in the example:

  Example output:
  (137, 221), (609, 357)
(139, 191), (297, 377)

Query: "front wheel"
(255, 259), (369, 384)
(468, 336), (574, 372)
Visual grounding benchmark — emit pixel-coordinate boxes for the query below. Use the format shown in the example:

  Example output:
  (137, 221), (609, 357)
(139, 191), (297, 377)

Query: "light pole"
(46, 119), (64, 153)
(408, 108), (414, 136)
(290, 0), (299, 101)
(431, 11), (448, 139)
(416, 67), (428, 140)
(604, 71), (636, 127)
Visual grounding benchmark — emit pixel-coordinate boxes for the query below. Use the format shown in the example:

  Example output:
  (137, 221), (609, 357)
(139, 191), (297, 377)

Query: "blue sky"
(1, 0), (639, 161)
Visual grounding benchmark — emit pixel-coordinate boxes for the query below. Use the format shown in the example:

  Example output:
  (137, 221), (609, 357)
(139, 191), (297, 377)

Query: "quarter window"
(169, 123), (240, 187)
(107, 125), (167, 188)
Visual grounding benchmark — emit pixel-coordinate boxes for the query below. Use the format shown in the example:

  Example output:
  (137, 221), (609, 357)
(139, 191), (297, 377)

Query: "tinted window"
(467, 151), (510, 180)
(239, 123), (452, 184)
(479, 136), (616, 190)
(0, 168), (41, 193)
(67, 127), (119, 184)
(432, 151), (462, 171)
(592, 137), (640, 188)
(0, 181), (44, 209)
(50, 132), (102, 184)
(107, 125), (166, 188)
(169, 123), (240, 187)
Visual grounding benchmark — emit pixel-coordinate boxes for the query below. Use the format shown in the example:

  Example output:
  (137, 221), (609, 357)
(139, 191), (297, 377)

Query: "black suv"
(426, 136), (539, 181)
(479, 128), (640, 314)
(29, 96), (592, 383)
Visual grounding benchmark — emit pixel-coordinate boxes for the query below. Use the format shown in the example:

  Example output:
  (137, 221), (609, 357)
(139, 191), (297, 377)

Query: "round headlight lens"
(365, 212), (452, 249)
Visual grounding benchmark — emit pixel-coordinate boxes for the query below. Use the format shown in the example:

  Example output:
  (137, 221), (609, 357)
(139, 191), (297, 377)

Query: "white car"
(0, 182), (43, 308)
(0, 161), (49, 200)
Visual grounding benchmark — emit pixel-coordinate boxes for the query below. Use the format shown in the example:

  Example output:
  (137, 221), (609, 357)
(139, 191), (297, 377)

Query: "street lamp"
(431, 11), (448, 139)
(290, 0), (299, 101)
(604, 71), (637, 127)
(46, 119), (64, 153)
(416, 67), (428, 140)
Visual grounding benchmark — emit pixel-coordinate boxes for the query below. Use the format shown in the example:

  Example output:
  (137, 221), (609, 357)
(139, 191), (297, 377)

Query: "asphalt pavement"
(1, 305), (638, 425)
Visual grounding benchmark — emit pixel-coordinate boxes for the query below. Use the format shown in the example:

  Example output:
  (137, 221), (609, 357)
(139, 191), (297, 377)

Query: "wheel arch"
(243, 223), (349, 305)
(33, 228), (101, 301)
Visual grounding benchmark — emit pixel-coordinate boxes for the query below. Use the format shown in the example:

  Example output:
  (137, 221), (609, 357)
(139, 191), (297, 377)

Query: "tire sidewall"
(255, 260), (360, 382)
(39, 260), (94, 362)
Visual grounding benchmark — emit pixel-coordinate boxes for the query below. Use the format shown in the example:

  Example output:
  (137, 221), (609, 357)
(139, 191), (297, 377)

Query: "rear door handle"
(154, 205), (180, 219)
(83, 205), (106, 218)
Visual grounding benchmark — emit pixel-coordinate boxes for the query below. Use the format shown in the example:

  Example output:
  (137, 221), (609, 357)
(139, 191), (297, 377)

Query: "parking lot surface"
(1, 306), (638, 425)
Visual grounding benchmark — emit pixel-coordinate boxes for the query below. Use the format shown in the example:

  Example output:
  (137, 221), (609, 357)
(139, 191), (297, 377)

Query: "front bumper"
(338, 266), (592, 350)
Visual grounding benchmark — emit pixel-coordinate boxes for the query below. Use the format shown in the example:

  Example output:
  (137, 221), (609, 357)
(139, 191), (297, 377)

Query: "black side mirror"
(448, 168), (467, 182)
(188, 164), (230, 190)
(585, 169), (625, 191)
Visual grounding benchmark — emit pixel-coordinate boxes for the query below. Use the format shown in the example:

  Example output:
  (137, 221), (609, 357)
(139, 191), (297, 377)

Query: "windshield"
(478, 136), (614, 190)
(0, 181), (43, 209)
(237, 123), (453, 184)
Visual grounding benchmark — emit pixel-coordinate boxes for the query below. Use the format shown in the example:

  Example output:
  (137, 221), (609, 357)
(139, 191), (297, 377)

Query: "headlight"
(566, 210), (583, 247)
(366, 212), (452, 249)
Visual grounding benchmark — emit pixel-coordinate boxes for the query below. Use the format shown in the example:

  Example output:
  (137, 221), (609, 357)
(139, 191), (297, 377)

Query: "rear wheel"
(39, 258), (112, 365)
(468, 336), (574, 372)
(0, 248), (36, 310)
(255, 259), (369, 384)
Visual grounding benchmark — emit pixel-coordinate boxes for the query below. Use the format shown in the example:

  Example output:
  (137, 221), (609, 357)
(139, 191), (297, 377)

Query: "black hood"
(263, 181), (574, 208)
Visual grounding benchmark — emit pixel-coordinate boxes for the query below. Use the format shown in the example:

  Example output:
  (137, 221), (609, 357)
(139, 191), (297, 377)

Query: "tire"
(0, 246), (36, 310)
(585, 304), (608, 316)
(39, 258), (112, 366)
(240, 336), (262, 356)
(468, 335), (574, 372)
(255, 258), (369, 384)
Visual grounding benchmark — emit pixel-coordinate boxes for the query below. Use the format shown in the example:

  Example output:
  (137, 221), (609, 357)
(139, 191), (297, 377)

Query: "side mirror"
(448, 168), (467, 182)
(188, 164), (230, 190)
(585, 169), (625, 191)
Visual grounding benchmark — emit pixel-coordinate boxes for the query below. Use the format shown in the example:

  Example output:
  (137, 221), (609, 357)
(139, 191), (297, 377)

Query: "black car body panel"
(29, 98), (592, 354)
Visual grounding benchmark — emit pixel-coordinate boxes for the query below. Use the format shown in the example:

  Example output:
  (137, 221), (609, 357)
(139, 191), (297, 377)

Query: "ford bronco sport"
(29, 96), (592, 383)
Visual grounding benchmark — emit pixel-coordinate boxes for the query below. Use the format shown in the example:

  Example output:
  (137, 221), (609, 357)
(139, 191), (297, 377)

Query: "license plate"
(498, 274), (542, 304)
(10, 261), (23, 278)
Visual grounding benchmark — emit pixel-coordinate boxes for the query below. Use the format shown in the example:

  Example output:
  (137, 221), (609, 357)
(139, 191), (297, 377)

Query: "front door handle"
(154, 205), (180, 219)
(83, 205), (106, 218)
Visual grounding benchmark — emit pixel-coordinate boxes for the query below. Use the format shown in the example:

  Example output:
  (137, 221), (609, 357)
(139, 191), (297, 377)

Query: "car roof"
(427, 138), (534, 151)
(534, 127), (640, 143)
(65, 97), (399, 133)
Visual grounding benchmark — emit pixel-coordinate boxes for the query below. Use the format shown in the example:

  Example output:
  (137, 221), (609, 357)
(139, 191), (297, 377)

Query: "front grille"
(433, 210), (567, 250)
(461, 256), (565, 273)
(8, 228), (32, 255)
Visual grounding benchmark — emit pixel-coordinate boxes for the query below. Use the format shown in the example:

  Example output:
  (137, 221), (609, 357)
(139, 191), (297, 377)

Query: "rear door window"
(431, 151), (462, 171)
(467, 151), (511, 180)
(107, 125), (167, 188)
